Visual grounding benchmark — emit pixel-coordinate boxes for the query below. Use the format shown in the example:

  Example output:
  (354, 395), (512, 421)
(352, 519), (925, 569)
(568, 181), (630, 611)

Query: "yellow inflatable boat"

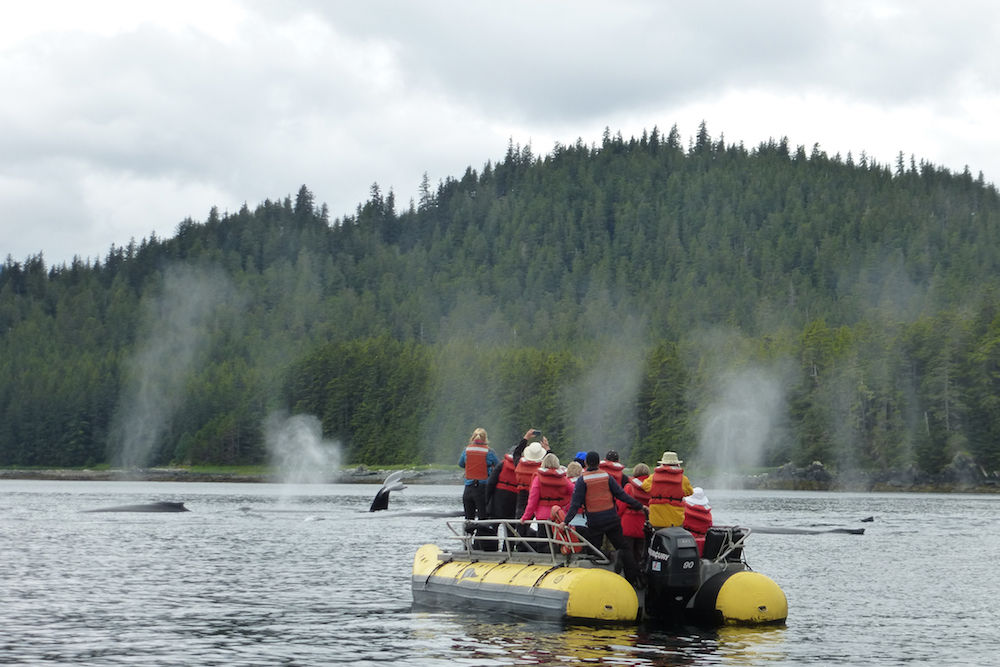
(411, 520), (787, 626)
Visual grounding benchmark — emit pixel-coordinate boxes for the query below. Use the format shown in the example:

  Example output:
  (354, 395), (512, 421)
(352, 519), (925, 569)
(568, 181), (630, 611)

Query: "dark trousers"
(463, 481), (495, 550)
(587, 520), (639, 587)
(623, 535), (647, 574)
(488, 490), (517, 520)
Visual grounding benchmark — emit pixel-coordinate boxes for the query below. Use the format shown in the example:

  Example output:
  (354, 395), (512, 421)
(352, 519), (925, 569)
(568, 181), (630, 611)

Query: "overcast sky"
(3, 1), (998, 266)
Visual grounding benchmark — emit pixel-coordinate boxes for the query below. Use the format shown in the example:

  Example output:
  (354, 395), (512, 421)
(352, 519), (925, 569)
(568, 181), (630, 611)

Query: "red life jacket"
(582, 470), (614, 513)
(619, 475), (651, 539)
(683, 503), (713, 536)
(649, 466), (685, 509)
(515, 458), (541, 492)
(495, 454), (519, 493)
(626, 476), (651, 505)
(598, 460), (625, 485)
(536, 468), (572, 510)
(464, 440), (489, 480)
(597, 461), (625, 486)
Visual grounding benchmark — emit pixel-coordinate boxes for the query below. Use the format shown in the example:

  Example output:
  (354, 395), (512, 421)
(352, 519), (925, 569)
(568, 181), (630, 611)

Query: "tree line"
(2, 124), (999, 476)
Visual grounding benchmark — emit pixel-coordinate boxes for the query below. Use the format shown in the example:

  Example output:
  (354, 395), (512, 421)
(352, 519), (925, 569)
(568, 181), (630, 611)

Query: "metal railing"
(705, 526), (752, 564)
(443, 518), (611, 566)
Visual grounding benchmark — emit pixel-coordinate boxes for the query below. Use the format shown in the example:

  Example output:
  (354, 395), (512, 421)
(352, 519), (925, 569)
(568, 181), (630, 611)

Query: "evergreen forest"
(3, 124), (1000, 480)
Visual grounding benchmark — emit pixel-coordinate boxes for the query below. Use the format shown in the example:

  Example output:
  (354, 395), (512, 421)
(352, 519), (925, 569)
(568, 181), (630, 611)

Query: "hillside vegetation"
(3, 124), (1000, 479)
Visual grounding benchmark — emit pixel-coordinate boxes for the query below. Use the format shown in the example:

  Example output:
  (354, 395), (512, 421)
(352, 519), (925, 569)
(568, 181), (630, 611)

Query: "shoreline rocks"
(2, 457), (998, 492)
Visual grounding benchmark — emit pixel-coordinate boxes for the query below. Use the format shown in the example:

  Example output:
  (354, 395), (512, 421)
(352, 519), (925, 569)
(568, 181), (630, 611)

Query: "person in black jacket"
(562, 451), (646, 587)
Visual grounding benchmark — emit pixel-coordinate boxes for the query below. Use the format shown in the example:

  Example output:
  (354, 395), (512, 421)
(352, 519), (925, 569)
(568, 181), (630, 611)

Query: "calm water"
(1, 480), (997, 666)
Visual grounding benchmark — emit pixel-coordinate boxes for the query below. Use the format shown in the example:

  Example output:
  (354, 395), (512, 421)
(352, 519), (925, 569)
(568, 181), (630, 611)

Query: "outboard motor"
(644, 526), (701, 619)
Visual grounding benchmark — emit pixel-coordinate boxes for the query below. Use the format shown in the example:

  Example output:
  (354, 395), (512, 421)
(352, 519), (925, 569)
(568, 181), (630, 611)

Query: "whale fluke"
(369, 471), (407, 512)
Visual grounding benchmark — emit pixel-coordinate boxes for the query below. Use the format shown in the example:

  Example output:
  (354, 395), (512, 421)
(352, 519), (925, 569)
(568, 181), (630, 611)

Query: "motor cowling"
(644, 526), (700, 617)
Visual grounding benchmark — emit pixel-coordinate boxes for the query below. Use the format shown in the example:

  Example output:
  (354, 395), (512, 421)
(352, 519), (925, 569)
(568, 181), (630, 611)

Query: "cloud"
(1, 0), (998, 265)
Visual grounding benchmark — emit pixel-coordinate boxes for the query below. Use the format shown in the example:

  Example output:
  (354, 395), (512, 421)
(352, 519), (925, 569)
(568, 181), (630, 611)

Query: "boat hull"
(412, 544), (639, 622)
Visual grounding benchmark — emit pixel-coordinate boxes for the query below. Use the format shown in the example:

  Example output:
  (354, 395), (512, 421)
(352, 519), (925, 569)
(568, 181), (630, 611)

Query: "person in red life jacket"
(599, 449), (629, 486)
(682, 487), (714, 556)
(618, 462), (651, 570)
(486, 429), (539, 517)
(521, 453), (575, 522)
(641, 451), (694, 529)
(562, 451), (646, 587)
(458, 427), (500, 549)
(486, 450), (521, 519)
(513, 439), (547, 548)
(514, 439), (548, 518)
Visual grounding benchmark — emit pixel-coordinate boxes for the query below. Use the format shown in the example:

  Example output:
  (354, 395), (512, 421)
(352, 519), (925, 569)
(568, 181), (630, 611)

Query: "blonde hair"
(566, 461), (583, 478)
(632, 463), (650, 477)
(541, 453), (560, 469)
(469, 428), (488, 445)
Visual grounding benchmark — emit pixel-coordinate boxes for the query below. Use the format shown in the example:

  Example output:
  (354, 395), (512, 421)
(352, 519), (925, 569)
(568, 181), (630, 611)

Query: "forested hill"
(3, 125), (1000, 481)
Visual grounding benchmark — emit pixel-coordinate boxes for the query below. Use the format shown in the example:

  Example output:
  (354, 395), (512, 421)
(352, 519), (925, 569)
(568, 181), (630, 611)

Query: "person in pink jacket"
(520, 453), (575, 522)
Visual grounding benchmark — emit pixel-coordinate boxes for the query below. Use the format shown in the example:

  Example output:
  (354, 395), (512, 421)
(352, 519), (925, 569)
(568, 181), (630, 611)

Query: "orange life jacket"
(463, 441), (489, 480)
(649, 465), (685, 509)
(515, 458), (541, 492)
(598, 460), (625, 485)
(582, 470), (614, 513)
(495, 454), (519, 493)
(536, 468), (572, 509)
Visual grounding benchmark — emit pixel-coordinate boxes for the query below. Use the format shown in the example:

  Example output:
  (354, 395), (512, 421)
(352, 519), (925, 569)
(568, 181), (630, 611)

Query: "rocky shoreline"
(2, 458), (998, 492)
(0, 466), (463, 485)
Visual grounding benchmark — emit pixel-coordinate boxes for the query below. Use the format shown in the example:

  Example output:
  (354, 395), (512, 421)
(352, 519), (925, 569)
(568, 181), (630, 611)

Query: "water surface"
(1, 480), (996, 665)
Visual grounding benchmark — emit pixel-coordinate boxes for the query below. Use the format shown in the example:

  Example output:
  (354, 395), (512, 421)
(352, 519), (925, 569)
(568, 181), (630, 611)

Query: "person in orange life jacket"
(513, 439), (548, 547)
(458, 428), (500, 548)
(618, 463), (651, 570)
(562, 451), (646, 587)
(521, 453), (575, 522)
(599, 449), (629, 486)
(682, 487), (714, 556)
(641, 451), (694, 529)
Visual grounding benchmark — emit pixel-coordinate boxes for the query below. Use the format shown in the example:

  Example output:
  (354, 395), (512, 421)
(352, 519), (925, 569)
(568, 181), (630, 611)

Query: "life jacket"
(626, 476), (651, 506)
(683, 503), (713, 536)
(649, 465), (685, 509)
(495, 454), (519, 494)
(464, 440), (489, 480)
(536, 468), (572, 510)
(581, 470), (614, 513)
(515, 458), (542, 492)
(619, 475), (651, 539)
(598, 460), (625, 485)
(549, 505), (582, 554)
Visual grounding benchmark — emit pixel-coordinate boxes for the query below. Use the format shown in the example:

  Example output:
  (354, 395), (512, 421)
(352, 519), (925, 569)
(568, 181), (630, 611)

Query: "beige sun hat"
(523, 441), (546, 462)
(657, 451), (683, 466)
